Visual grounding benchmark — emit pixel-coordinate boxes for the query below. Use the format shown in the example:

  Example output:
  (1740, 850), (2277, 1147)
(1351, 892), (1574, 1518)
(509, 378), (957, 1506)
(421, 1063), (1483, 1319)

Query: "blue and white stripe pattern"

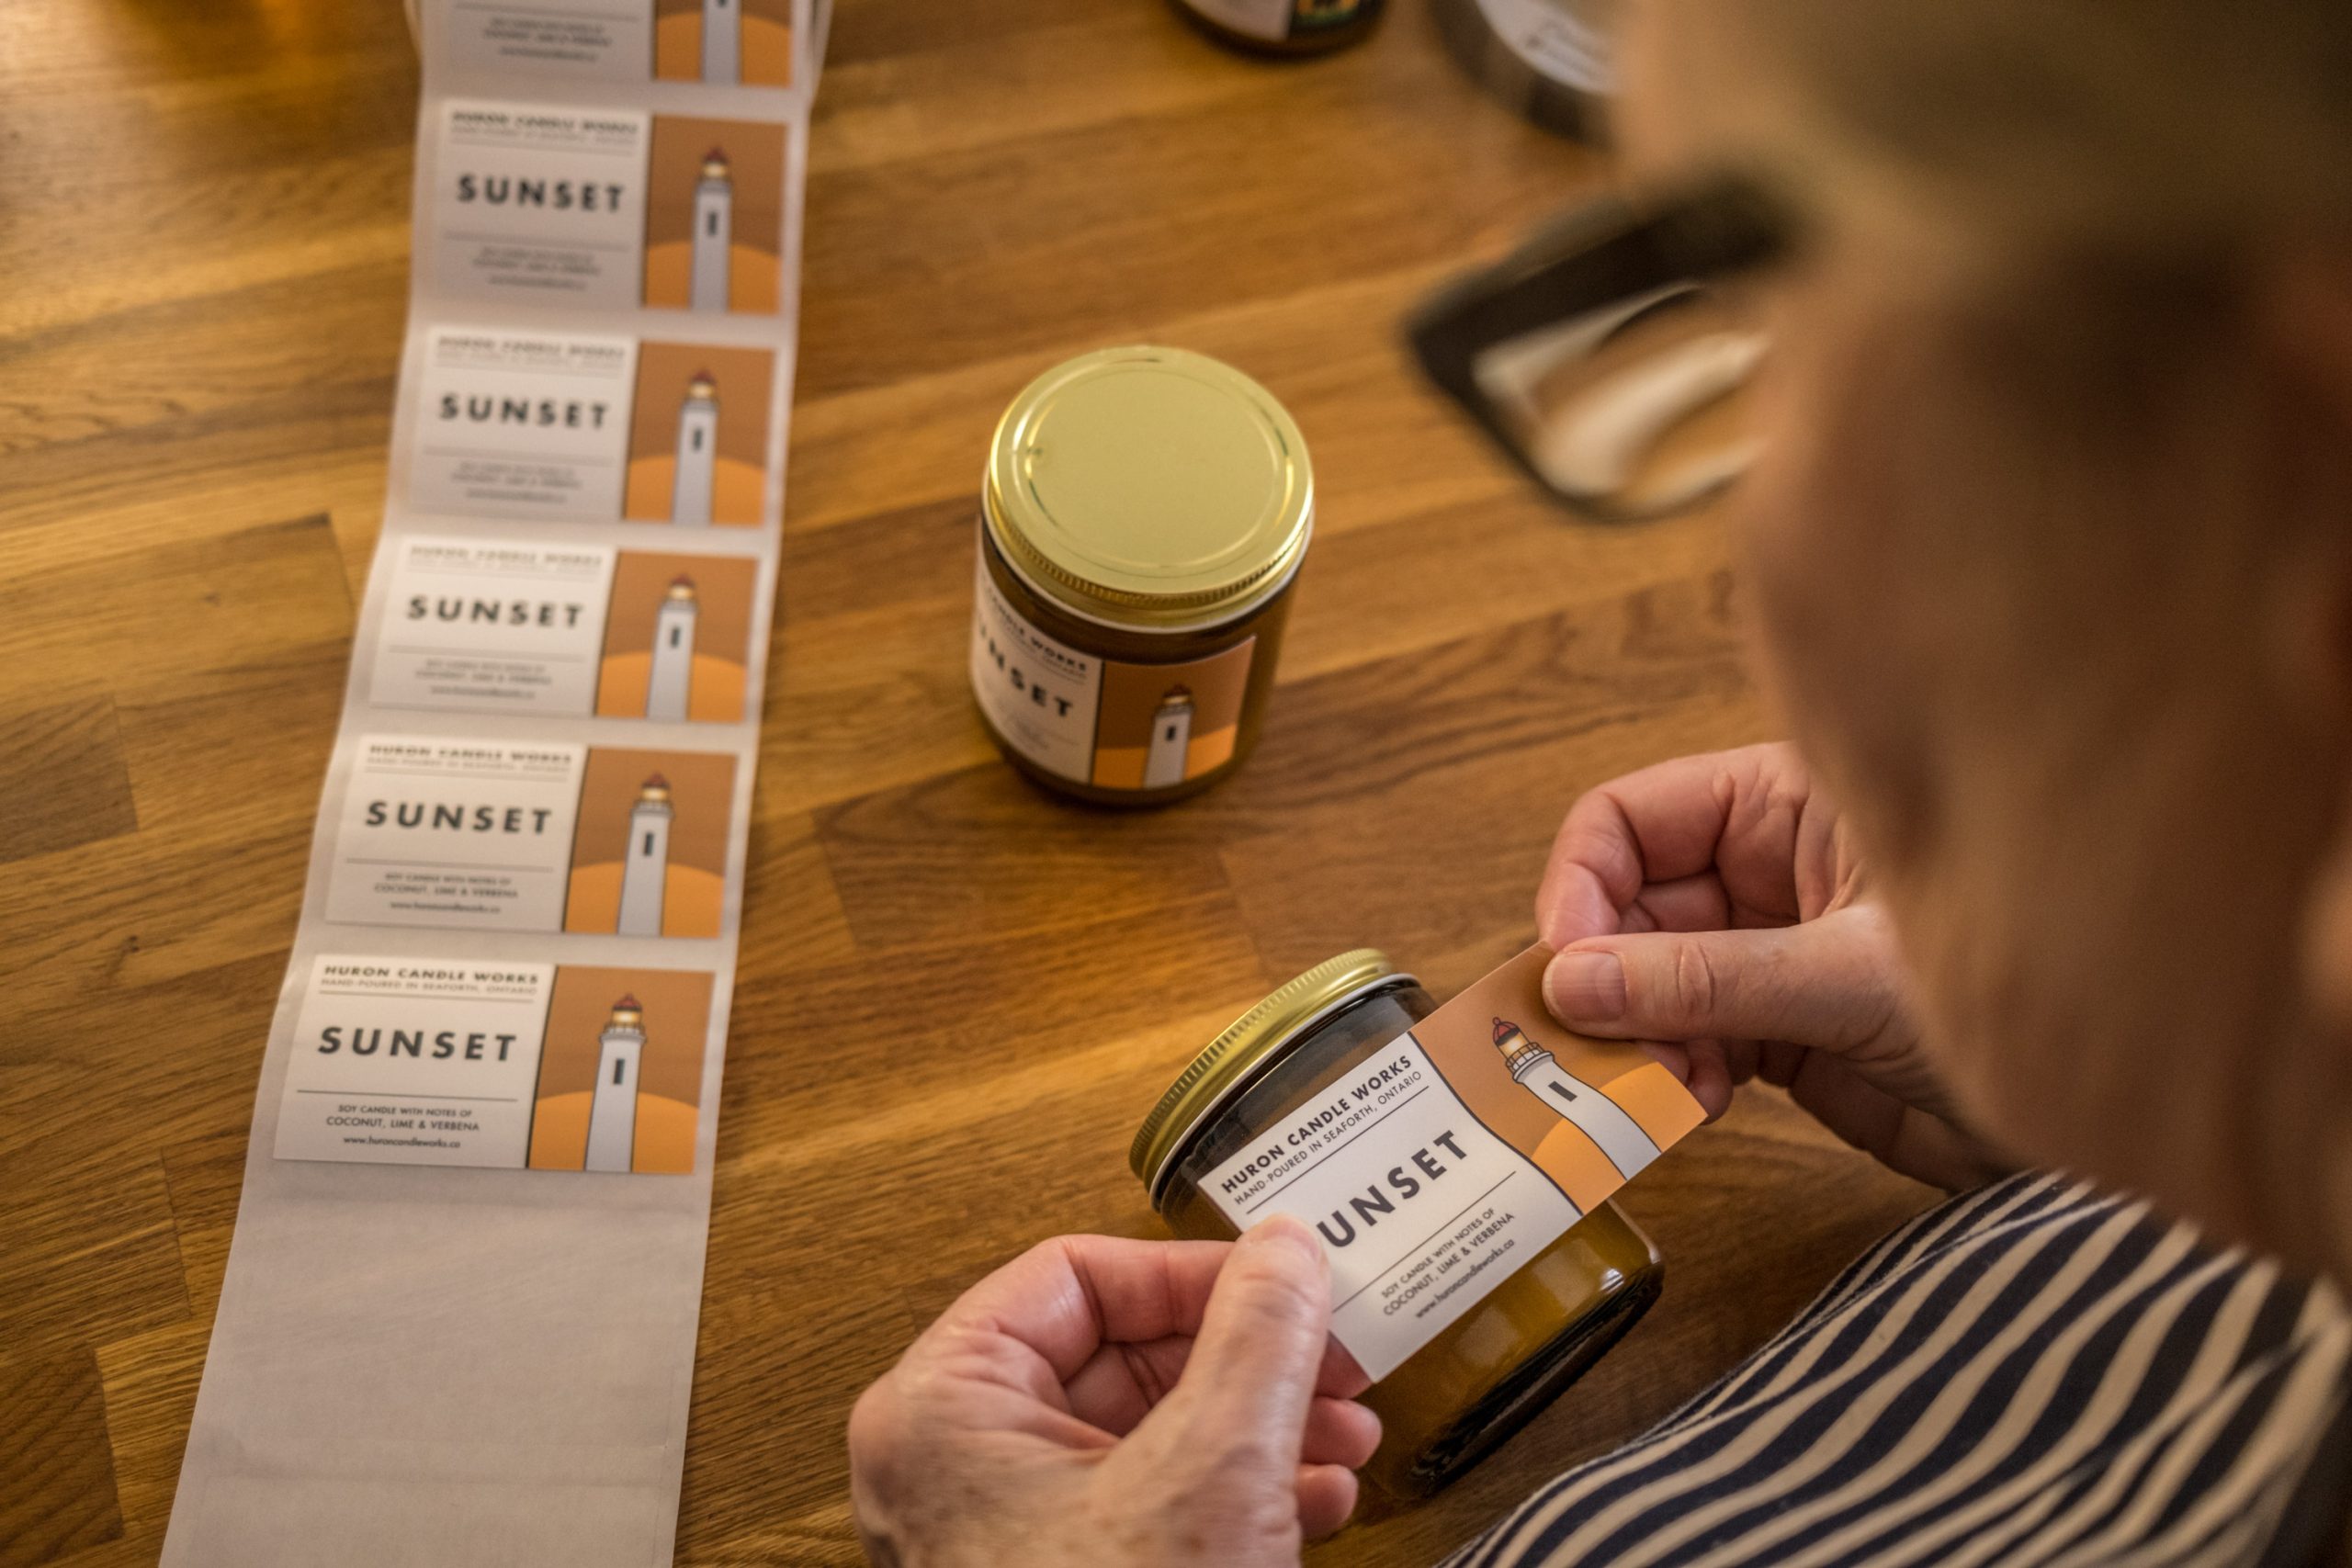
(1448, 1172), (2351, 1568)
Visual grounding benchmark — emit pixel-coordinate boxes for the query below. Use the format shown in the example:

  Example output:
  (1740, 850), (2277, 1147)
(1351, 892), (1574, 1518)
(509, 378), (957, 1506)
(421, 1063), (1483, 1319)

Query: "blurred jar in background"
(1435, 0), (1616, 141)
(1172, 0), (1387, 57)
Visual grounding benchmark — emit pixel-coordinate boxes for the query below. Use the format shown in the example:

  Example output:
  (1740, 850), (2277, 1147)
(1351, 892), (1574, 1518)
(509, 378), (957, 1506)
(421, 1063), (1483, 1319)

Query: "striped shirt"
(1452, 1171), (2352, 1568)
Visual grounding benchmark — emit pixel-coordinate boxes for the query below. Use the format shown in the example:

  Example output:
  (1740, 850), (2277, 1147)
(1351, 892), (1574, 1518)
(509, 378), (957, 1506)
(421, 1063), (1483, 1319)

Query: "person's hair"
(1734, 0), (2352, 259)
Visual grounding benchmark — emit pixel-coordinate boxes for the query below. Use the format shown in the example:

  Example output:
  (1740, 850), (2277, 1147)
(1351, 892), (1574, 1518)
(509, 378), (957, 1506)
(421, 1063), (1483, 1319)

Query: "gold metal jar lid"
(1131, 949), (1414, 1203)
(983, 345), (1314, 631)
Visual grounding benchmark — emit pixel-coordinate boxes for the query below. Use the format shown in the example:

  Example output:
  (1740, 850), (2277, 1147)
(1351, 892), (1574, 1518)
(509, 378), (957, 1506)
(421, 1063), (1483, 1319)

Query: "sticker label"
(1198, 945), (1705, 1380)
(326, 739), (587, 931)
(373, 537), (616, 715)
(621, 342), (775, 525)
(275, 955), (714, 1174)
(413, 329), (638, 520)
(371, 537), (759, 721)
(641, 113), (787, 315)
(440, 0), (795, 87)
(431, 102), (651, 310)
(323, 738), (738, 936)
(444, 0), (656, 82)
(408, 333), (775, 525)
(969, 552), (1255, 791)
(648, 0), (795, 86)
(427, 104), (787, 316)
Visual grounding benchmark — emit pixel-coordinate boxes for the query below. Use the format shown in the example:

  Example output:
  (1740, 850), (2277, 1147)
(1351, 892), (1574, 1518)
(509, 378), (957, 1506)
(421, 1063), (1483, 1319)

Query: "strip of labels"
(164, 5), (825, 1562)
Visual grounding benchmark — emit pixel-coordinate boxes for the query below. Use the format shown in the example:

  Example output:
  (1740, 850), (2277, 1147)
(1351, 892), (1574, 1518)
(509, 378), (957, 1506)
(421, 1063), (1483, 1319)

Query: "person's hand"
(848, 1220), (1380, 1568)
(1536, 742), (2010, 1190)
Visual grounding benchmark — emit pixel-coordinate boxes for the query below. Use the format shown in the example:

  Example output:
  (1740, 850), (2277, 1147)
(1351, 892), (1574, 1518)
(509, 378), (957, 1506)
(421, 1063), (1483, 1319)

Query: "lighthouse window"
(613, 1059), (627, 1087)
(1549, 1082), (1579, 1104)
(668, 626), (684, 648)
(706, 211), (719, 237)
(641, 831), (656, 855)
(691, 428), (706, 452)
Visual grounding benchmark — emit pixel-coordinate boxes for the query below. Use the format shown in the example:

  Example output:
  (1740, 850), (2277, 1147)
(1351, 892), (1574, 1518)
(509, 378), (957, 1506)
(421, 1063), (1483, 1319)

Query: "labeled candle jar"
(969, 346), (1311, 806)
(1132, 951), (1666, 1497)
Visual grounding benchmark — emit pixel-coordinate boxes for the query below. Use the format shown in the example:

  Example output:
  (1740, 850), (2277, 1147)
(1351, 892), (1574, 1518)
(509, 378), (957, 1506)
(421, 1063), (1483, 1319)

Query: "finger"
(1301, 1396), (1383, 1470)
(1296, 1464), (1362, 1540)
(917, 1235), (1235, 1386)
(1682, 1038), (1735, 1120)
(1062, 1336), (1194, 1436)
(1785, 1052), (2015, 1192)
(1149, 1216), (1335, 1461)
(1544, 906), (1903, 1051)
(1535, 746), (1805, 947)
(1630, 872), (1733, 935)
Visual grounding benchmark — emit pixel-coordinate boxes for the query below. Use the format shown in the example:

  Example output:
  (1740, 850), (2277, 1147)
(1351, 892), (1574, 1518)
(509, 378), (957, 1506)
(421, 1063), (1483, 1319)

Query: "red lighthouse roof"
(1492, 1016), (1521, 1046)
(642, 773), (671, 790)
(614, 993), (640, 1010)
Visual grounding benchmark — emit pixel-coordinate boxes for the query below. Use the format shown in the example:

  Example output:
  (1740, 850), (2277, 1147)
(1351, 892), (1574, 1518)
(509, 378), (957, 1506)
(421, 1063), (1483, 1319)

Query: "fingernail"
(1547, 951), (1625, 1022)
(1244, 1213), (1326, 1269)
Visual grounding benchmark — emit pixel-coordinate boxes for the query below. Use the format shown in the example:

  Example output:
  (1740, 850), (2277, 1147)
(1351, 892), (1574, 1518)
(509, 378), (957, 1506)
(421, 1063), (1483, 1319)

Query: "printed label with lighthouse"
(427, 102), (786, 315)
(407, 330), (774, 525)
(435, 0), (795, 89)
(969, 554), (1257, 791)
(1196, 944), (1706, 1381)
(274, 955), (713, 1174)
(642, 115), (786, 315)
(371, 536), (759, 721)
(322, 738), (737, 935)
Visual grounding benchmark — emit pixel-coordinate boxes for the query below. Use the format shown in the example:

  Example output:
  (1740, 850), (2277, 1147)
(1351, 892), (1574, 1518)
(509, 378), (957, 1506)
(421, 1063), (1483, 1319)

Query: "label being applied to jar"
(970, 554), (1256, 792)
(1198, 945), (1704, 1381)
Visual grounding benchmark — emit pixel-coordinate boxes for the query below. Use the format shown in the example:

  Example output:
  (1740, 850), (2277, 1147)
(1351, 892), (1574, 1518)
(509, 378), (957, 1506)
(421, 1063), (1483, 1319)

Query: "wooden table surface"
(0, 3), (1939, 1562)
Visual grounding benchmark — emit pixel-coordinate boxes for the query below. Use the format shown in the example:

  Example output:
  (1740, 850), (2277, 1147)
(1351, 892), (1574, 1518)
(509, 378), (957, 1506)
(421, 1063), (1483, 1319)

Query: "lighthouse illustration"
(616, 773), (674, 936)
(1491, 1015), (1661, 1179)
(671, 370), (719, 525)
(1142, 685), (1194, 790)
(645, 576), (700, 722)
(701, 0), (741, 84)
(690, 149), (733, 312)
(584, 994), (647, 1172)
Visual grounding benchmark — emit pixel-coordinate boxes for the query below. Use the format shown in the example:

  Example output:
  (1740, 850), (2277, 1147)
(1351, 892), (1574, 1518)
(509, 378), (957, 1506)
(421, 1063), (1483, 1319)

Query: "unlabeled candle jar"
(1173, 0), (1387, 56)
(969, 345), (1311, 806)
(1132, 951), (1665, 1497)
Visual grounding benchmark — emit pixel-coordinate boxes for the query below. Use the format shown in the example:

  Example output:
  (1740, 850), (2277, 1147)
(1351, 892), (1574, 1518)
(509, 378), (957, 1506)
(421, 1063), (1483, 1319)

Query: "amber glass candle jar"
(1172, 0), (1387, 56)
(1133, 951), (1664, 1497)
(968, 346), (1312, 807)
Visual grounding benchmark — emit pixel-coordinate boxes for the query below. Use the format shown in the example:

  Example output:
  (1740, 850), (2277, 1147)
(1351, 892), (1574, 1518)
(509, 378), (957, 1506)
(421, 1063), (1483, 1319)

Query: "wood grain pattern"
(0, 3), (1939, 1563)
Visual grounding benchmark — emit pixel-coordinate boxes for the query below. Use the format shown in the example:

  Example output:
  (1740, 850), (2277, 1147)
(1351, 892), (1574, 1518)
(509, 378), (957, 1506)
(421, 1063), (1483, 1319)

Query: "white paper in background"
(413, 327), (639, 519)
(160, 0), (821, 1562)
(429, 99), (651, 310)
(371, 536), (618, 716)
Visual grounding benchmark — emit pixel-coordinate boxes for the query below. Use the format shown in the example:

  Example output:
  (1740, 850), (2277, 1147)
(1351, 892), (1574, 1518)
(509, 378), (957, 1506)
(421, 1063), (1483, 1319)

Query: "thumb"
(1155, 1215), (1334, 1459)
(1544, 904), (1905, 1051)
